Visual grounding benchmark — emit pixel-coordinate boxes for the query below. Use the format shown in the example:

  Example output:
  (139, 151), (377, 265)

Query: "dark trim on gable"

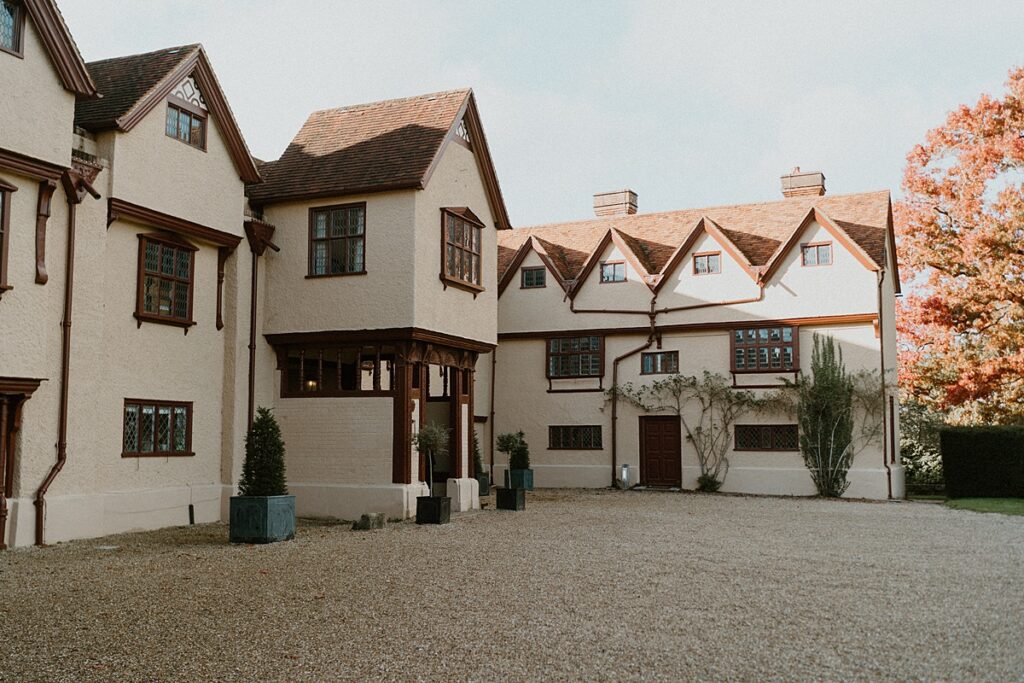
(107, 197), (242, 250)
(104, 47), (260, 183)
(23, 0), (98, 96)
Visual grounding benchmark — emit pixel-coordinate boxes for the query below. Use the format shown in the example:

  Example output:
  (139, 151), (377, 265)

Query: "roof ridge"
(515, 189), (892, 232)
(85, 43), (201, 67)
(309, 88), (471, 117)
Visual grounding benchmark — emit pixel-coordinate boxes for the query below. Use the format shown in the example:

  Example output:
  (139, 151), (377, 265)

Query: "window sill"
(733, 448), (799, 453)
(439, 274), (484, 296)
(134, 312), (196, 332)
(122, 452), (195, 458)
(0, 46), (24, 59)
(639, 371), (678, 376)
(520, 284), (546, 289)
(305, 271), (368, 279)
(0, 283), (12, 299)
(730, 369), (798, 375)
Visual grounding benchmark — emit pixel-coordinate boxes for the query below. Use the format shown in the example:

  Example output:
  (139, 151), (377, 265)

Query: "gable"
(20, 0), (96, 96)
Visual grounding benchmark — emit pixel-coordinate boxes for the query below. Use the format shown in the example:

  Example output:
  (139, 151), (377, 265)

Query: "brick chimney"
(593, 189), (638, 216)
(780, 168), (826, 198)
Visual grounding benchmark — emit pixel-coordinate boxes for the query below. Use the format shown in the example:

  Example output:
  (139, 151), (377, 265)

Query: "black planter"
(229, 495), (295, 544)
(416, 496), (451, 524)
(496, 487), (525, 511)
(504, 468), (534, 491)
(476, 473), (491, 496)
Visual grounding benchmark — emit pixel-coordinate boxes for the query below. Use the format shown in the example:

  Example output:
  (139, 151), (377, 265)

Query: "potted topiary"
(412, 422), (451, 524)
(473, 431), (490, 496)
(496, 431), (530, 511)
(498, 430), (533, 491)
(230, 407), (295, 544)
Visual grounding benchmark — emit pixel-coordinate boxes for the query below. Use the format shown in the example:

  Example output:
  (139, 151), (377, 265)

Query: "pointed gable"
(20, 0), (97, 96)
(74, 44), (260, 182)
(248, 89), (511, 229)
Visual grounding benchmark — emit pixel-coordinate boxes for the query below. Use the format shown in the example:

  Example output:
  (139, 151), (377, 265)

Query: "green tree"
(497, 431), (530, 470)
(797, 336), (855, 497)
(238, 407), (288, 497)
(412, 422), (450, 487)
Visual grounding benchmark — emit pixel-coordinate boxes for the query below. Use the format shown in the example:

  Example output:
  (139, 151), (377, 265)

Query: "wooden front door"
(639, 416), (681, 487)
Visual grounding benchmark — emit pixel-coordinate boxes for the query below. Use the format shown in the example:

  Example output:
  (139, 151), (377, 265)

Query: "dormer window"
(521, 267), (546, 289)
(801, 242), (832, 266)
(165, 100), (207, 150)
(693, 251), (721, 275)
(0, 1), (23, 56)
(600, 261), (625, 283)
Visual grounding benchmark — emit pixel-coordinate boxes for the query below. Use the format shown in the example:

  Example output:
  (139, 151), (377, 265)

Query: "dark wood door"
(640, 416), (681, 487)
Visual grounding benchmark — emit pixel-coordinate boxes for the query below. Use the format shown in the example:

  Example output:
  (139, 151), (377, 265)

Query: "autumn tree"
(896, 66), (1024, 424)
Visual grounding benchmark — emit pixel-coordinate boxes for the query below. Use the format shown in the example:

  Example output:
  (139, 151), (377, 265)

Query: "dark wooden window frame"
(440, 208), (484, 294)
(546, 335), (604, 379)
(599, 260), (626, 283)
(548, 425), (603, 450)
(730, 325), (799, 374)
(692, 250), (722, 275)
(800, 241), (833, 267)
(520, 266), (546, 289)
(164, 99), (208, 151)
(0, 1), (25, 58)
(734, 424), (799, 452)
(122, 399), (194, 457)
(0, 179), (14, 297)
(280, 345), (396, 398)
(307, 202), (367, 278)
(135, 233), (197, 330)
(641, 350), (679, 375)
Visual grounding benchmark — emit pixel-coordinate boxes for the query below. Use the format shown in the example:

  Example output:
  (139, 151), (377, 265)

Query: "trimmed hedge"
(939, 426), (1024, 498)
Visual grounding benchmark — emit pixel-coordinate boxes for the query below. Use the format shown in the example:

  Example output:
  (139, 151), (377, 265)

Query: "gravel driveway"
(1, 489), (1022, 682)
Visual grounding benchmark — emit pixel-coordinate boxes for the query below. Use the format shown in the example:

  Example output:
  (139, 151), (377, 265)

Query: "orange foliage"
(896, 67), (1024, 423)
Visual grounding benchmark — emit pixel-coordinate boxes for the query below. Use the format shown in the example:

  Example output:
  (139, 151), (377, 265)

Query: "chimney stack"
(593, 189), (638, 217)
(780, 168), (826, 198)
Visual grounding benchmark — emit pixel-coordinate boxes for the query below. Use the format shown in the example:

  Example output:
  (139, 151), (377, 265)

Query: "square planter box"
(476, 473), (491, 496)
(229, 495), (295, 544)
(416, 496), (451, 524)
(496, 487), (525, 511)
(504, 468), (534, 491)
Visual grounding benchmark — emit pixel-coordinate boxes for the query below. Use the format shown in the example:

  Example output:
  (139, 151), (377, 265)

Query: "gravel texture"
(1, 489), (1022, 682)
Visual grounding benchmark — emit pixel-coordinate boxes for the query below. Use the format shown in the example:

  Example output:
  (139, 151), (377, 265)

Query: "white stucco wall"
(413, 140), (498, 345)
(107, 96), (245, 232)
(260, 191), (416, 334)
(0, 17), (75, 166)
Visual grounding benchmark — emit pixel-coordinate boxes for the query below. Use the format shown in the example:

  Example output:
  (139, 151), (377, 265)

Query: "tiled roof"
(74, 45), (200, 130)
(247, 89), (470, 204)
(497, 190), (891, 284)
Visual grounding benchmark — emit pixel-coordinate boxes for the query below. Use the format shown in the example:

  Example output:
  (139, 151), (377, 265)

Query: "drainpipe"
(0, 398), (8, 549)
(609, 302), (658, 486)
(489, 348), (497, 481)
(876, 270), (892, 500)
(247, 249), (258, 432)
(34, 172), (98, 545)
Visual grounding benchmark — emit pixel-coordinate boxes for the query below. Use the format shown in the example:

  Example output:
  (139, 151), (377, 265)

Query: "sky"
(59, 0), (1024, 228)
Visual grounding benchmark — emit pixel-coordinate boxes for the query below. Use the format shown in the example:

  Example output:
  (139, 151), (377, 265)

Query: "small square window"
(0, 1), (23, 55)
(123, 400), (192, 456)
(521, 267), (546, 288)
(693, 252), (721, 275)
(600, 261), (626, 283)
(801, 243), (832, 267)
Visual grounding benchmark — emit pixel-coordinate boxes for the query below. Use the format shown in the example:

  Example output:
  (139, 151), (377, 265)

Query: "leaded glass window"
(309, 203), (366, 276)
(731, 325), (797, 372)
(641, 351), (679, 375)
(734, 424), (799, 451)
(801, 243), (832, 266)
(443, 210), (482, 288)
(123, 400), (192, 456)
(693, 252), (721, 274)
(521, 266), (545, 288)
(137, 236), (195, 326)
(1, 1), (22, 54)
(549, 426), (603, 450)
(547, 336), (603, 378)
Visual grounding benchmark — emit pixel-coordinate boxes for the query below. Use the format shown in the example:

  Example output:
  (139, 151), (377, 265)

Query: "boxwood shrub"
(939, 426), (1024, 498)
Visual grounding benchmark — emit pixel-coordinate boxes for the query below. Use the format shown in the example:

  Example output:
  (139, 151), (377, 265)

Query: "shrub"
(939, 426), (1024, 498)
(797, 335), (855, 497)
(900, 399), (945, 494)
(697, 473), (722, 492)
(412, 422), (450, 486)
(472, 430), (485, 476)
(497, 431), (530, 470)
(239, 407), (287, 497)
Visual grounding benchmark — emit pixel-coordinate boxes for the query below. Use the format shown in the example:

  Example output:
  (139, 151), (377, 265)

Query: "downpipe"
(610, 305), (658, 487)
(876, 270), (893, 500)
